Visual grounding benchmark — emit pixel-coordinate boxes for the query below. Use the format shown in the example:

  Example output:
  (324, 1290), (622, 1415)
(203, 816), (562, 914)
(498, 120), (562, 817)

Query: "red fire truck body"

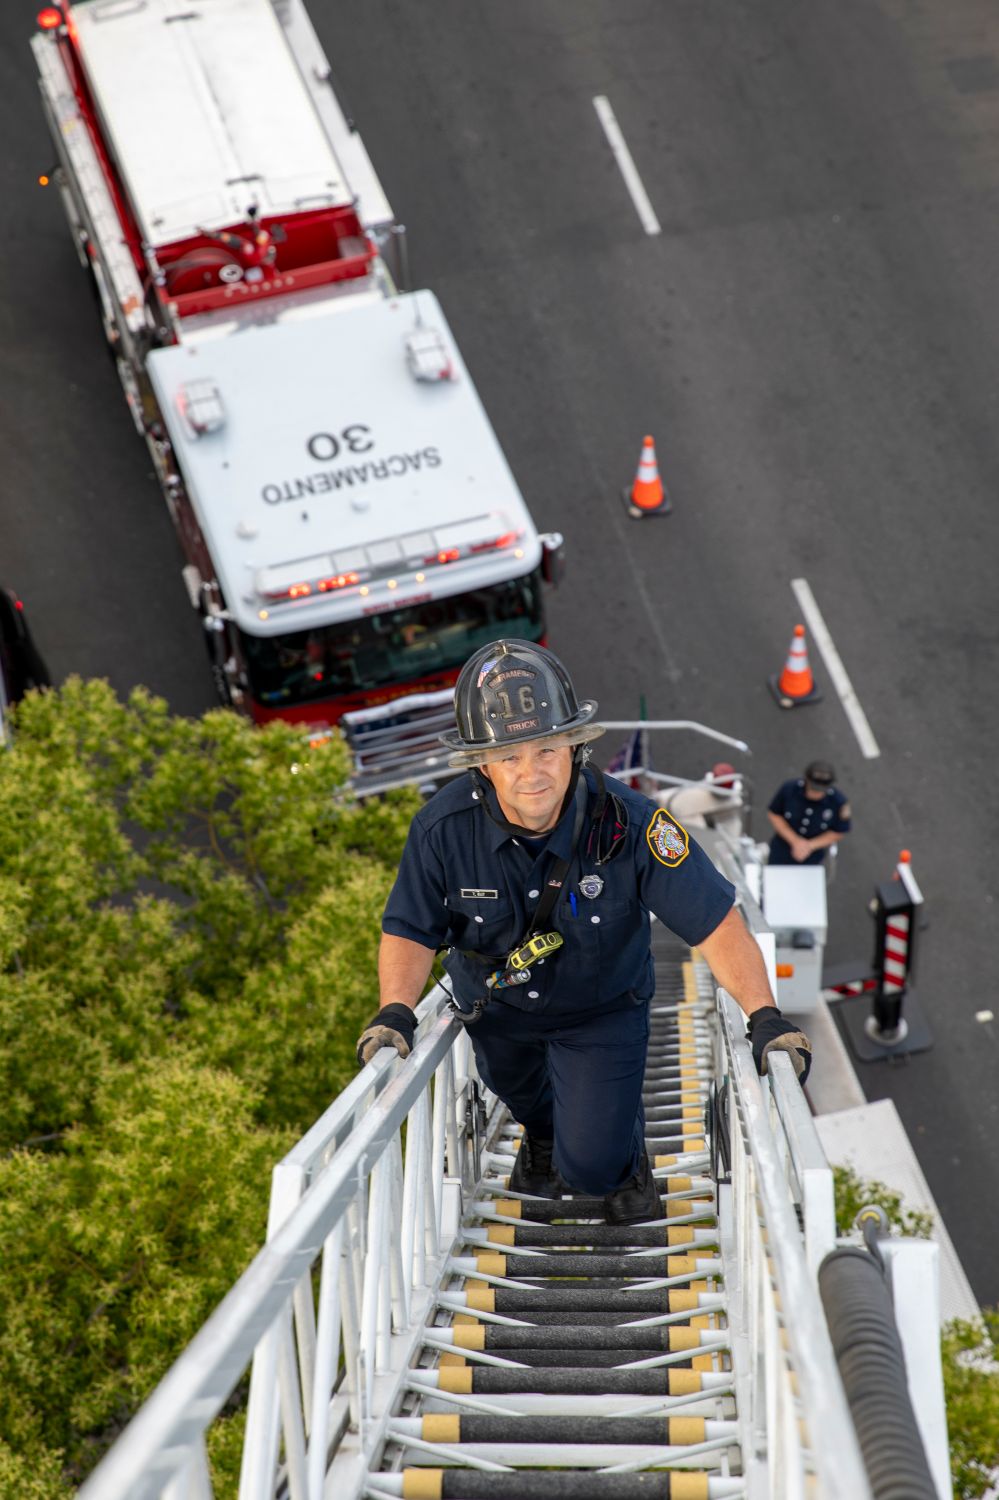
(32, 0), (561, 726)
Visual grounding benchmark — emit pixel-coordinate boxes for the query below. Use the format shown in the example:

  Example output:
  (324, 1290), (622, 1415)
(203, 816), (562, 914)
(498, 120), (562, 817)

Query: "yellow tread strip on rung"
(402, 1469), (444, 1500)
(692, 1353), (717, 1372)
(681, 962), (698, 1003)
(437, 1367), (473, 1395)
(666, 1200), (698, 1218)
(672, 1471), (710, 1500)
(668, 1289), (700, 1313)
(465, 1279), (488, 1291)
(494, 1199), (522, 1219)
(437, 1352), (467, 1368)
(666, 1255), (698, 1276)
(453, 1313), (478, 1325)
(668, 1369), (703, 1396)
(670, 1416), (707, 1445)
(666, 1176), (693, 1192)
(452, 1325), (486, 1350)
(487, 1224), (516, 1246)
(474, 1251), (507, 1277)
(669, 1326), (702, 1352)
(656, 1155), (680, 1169)
(685, 1137), (707, 1152)
(682, 1105), (703, 1120)
(422, 1414), (460, 1443)
(464, 1288), (496, 1312)
(681, 1119), (705, 1136)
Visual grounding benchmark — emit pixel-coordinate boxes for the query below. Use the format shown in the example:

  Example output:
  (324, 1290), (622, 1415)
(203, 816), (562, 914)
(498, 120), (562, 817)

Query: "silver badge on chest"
(579, 874), (604, 900)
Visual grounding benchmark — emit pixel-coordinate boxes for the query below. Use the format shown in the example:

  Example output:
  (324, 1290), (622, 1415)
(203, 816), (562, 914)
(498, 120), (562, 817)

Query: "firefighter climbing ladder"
(79, 890), (900, 1500)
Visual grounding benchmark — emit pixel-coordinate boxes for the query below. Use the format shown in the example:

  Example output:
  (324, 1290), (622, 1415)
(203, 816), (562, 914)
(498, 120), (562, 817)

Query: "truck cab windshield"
(241, 569), (544, 710)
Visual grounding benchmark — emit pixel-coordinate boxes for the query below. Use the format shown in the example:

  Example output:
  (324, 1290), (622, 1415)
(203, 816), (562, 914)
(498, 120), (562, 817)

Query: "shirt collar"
(479, 769), (590, 854)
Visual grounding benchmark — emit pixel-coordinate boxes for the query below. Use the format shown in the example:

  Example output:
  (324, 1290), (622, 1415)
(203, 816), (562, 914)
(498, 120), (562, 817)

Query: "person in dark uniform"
(767, 762), (851, 866)
(357, 641), (812, 1224)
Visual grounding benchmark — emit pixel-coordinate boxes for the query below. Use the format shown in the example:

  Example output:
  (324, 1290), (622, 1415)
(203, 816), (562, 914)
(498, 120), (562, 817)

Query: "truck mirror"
(540, 532), (565, 588)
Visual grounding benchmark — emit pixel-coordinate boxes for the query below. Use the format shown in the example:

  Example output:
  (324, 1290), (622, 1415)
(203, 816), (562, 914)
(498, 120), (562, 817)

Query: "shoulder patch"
(646, 808), (690, 868)
(840, 803), (851, 819)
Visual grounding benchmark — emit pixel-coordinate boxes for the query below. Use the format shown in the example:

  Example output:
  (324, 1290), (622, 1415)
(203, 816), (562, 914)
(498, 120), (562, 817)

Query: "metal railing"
(77, 989), (480, 1500)
(79, 912), (874, 1500)
(717, 1001), (871, 1500)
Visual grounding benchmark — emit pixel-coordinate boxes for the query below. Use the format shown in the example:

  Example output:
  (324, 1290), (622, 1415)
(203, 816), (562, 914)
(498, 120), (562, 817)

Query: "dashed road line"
(791, 577), (881, 759)
(593, 96), (662, 236)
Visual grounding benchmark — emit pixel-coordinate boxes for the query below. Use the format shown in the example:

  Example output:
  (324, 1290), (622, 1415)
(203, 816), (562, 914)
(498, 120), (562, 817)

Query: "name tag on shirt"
(460, 888), (499, 899)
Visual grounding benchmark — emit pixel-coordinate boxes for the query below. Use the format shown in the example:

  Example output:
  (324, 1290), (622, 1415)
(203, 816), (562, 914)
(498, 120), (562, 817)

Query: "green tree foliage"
(0, 679), (418, 1488)
(832, 1162), (935, 1240)
(943, 1309), (999, 1499)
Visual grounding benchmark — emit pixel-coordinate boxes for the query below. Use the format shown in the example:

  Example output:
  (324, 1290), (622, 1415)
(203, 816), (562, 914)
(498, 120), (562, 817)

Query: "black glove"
(356, 1003), (417, 1067)
(747, 1007), (812, 1085)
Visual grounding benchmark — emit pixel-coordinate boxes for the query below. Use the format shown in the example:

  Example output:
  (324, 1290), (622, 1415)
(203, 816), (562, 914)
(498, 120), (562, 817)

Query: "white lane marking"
(593, 96), (662, 236)
(791, 577), (881, 759)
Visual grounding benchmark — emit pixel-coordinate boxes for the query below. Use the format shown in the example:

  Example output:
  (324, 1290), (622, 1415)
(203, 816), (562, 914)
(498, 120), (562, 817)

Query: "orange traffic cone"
(768, 624), (822, 708)
(624, 435), (671, 518)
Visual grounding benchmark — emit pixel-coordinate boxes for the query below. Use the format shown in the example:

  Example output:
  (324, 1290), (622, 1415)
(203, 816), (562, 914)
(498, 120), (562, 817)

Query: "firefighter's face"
(481, 741), (573, 832)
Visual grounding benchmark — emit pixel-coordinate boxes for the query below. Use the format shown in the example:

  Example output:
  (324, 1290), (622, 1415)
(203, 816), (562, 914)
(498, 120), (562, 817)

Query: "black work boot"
(603, 1151), (664, 1225)
(507, 1133), (564, 1198)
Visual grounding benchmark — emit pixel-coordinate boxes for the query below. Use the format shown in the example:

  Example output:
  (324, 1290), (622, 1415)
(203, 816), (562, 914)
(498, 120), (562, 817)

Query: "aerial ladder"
(76, 746), (951, 1500)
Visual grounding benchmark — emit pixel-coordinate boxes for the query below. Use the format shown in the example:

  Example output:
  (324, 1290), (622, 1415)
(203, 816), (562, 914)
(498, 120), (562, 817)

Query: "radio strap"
(522, 775), (588, 940)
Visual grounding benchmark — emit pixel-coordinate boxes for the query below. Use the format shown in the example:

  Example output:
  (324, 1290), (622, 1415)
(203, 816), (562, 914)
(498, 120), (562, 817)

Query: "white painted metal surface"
(717, 1001), (872, 1500)
(882, 1241), (953, 1500)
(69, 0), (354, 245)
(144, 291), (542, 636)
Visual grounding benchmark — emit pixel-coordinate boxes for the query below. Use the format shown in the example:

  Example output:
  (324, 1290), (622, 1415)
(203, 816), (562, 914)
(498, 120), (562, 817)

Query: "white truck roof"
(69, 0), (359, 246)
(145, 292), (542, 638)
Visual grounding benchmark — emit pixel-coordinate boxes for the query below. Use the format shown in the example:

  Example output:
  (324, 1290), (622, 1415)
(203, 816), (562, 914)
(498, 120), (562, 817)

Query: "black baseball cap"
(805, 760), (835, 787)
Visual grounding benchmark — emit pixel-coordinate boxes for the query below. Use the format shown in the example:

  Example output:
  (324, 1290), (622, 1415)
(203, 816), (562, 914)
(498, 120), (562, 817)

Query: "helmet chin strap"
(471, 747), (587, 839)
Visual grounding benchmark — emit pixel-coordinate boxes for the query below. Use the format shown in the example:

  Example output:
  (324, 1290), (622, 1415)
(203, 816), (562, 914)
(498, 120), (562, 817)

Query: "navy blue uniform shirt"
(382, 767), (735, 1017)
(768, 778), (851, 866)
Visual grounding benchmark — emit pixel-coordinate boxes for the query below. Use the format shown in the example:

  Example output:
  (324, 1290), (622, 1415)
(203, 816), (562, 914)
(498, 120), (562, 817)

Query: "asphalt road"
(3, 1), (998, 1301)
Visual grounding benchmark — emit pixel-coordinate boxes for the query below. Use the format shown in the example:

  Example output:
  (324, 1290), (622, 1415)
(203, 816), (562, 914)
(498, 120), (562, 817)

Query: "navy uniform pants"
(463, 998), (649, 1195)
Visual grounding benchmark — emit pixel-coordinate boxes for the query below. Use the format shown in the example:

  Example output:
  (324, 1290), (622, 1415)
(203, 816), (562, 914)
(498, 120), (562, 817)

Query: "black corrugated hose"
(818, 1243), (938, 1499)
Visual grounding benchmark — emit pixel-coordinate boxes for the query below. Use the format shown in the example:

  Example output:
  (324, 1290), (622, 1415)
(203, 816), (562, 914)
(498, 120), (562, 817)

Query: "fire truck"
(31, 0), (563, 726)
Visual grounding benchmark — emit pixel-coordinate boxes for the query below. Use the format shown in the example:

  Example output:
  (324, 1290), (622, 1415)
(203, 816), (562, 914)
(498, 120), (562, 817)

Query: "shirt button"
(527, 990), (539, 999)
(528, 888), (539, 898)
(591, 915), (601, 924)
(474, 915), (484, 924)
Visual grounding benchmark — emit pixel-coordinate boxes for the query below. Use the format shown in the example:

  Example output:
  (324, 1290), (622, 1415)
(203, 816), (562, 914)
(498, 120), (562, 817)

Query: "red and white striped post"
(866, 850), (922, 1045)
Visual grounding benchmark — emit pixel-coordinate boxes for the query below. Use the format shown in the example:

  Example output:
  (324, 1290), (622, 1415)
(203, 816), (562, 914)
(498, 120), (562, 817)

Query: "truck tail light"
(317, 573), (359, 592)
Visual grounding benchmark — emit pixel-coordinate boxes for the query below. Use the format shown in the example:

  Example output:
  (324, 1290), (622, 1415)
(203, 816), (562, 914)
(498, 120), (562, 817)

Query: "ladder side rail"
(717, 990), (872, 1500)
(599, 719), (750, 753)
(708, 868), (838, 1280)
(351, 762), (465, 799)
(276, 989), (451, 1184)
(271, 0), (396, 238)
(76, 1006), (468, 1500)
(32, 34), (148, 340)
(766, 1062), (837, 1278)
